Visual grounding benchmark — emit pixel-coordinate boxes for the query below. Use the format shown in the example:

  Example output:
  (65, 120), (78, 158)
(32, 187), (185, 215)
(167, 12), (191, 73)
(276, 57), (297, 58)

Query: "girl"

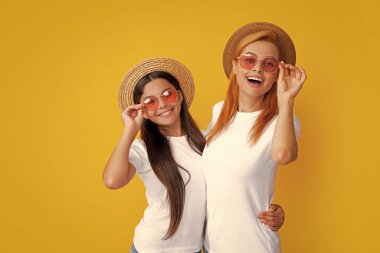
(202, 22), (307, 252)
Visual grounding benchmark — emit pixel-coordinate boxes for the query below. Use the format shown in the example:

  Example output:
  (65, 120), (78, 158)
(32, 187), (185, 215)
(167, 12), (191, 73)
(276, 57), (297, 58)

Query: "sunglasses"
(142, 89), (180, 111)
(236, 53), (279, 73)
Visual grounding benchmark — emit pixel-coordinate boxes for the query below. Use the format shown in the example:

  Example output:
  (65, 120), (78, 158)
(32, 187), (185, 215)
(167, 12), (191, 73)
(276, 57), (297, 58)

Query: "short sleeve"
(129, 138), (151, 174)
(202, 101), (224, 136)
(293, 114), (301, 138)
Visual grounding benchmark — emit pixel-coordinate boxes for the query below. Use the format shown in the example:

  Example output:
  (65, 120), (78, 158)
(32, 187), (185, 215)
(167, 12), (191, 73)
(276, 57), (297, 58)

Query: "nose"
(251, 60), (264, 73)
(157, 96), (167, 109)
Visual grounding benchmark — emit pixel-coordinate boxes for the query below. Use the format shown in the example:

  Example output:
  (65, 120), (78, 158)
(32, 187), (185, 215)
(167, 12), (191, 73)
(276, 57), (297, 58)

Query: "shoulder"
(129, 138), (151, 173)
(213, 101), (224, 113)
(131, 137), (146, 149)
(130, 138), (148, 162)
(203, 101), (225, 136)
(212, 101), (224, 119)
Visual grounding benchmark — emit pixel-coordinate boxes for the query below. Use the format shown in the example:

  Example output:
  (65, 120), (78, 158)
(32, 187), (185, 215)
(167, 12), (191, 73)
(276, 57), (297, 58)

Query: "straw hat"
(118, 57), (195, 110)
(223, 22), (296, 77)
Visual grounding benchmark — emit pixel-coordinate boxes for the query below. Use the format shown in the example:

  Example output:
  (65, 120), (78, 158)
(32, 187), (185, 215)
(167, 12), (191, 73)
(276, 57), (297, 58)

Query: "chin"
(152, 114), (181, 127)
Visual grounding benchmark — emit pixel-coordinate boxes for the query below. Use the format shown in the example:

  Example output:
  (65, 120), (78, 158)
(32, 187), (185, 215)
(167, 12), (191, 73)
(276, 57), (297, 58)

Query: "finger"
(124, 105), (140, 113)
(271, 204), (285, 217)
(131, 104), (143, 110)
(258, 211), (274, 218)
(259, 216), (275, 222)
(130, 109), (138, 118)
(299, 67), (307, 83)
(290, 65), (299, 78)
(259, 205), (281, 217)
(284, 63), (293, 75)
(268, 225), (280, 231)
(260, 217), (284, 229)
(270, 203), (279, 212)
(270, 216), (284, 227)
(258, 212), (279, 220)
(274, 208), (284, 218)
(278, 61), (285, 81)
(128, 109), (139, 118)
(292, 66), (301, 79)
(128, 104), (143, 113)
(137, 105), (143, 119)
(123, 107), (130, 114)
(259, 218), (278, 227)
(282, 63), (290, 77)
(272, 206), (284, 216)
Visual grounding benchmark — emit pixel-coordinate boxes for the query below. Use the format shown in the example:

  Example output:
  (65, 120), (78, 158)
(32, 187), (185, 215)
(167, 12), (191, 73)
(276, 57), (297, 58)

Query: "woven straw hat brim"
(118, 58), (195, 110)
(223, 22), (296, 78)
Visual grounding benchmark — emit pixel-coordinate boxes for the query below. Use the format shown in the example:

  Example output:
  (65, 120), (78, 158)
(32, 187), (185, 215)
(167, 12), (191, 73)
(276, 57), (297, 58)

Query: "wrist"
(277, 98), (294, 112)
(122, 127), (139, 142)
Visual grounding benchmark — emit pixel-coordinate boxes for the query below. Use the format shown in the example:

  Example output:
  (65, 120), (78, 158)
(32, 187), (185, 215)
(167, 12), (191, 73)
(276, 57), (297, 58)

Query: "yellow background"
(1, 0), (379, 252)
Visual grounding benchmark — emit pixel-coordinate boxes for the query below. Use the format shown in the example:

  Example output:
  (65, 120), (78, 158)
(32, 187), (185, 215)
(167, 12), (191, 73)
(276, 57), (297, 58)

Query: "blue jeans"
(130, 244), (138, 253)
(130, 244), (202, 253)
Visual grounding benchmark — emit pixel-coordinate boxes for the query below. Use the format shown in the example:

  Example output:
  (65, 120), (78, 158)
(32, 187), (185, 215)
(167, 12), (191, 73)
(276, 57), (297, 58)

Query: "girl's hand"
(121, 104), (144, 134)
(277, 61), (307, 103)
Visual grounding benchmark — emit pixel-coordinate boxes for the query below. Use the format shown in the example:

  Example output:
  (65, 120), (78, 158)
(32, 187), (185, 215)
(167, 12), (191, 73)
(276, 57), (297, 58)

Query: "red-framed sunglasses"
(236, 53), (279, 73)
(142, 89), (180, 111)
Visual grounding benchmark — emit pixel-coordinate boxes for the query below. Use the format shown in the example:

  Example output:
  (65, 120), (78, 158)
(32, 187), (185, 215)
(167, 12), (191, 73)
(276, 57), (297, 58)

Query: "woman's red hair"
(207, 31), (283, 144)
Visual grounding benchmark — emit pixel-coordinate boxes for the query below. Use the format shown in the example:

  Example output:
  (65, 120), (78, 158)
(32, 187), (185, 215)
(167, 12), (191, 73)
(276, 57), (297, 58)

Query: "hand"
(258, 204), (285, 231)
(277, 61), (307, 103)
(121, 104), (144, 134)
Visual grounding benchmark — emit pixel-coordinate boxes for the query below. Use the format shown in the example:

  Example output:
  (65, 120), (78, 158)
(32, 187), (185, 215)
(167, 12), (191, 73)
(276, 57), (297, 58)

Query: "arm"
(103, 105), (144, 189)
(258, 204), (285, 231)
(271, 62), (306, 165)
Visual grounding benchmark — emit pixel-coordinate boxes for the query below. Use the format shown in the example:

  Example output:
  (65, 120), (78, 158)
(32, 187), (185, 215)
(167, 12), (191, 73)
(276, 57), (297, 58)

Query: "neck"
(238, 94), (264, 112)
(158, 119), (184, 137)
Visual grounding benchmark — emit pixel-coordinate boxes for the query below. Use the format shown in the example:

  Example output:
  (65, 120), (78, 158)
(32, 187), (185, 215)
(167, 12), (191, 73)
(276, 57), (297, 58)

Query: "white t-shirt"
(202, 101), (300, 253)
(129, 136), (206, 253)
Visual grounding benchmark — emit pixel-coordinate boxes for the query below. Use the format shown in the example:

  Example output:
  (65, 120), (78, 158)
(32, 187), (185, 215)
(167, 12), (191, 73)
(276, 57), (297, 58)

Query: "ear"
(178, 90), (184, 104)
(232, 60), (238, 75)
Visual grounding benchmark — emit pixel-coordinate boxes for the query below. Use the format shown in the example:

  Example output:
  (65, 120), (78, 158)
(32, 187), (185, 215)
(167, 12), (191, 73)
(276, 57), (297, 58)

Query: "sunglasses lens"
(239, 55), (257, 70)
(143, 97), (158, 111)
(162, 89), (178, 103)
(262, 58), (279, 72)
(238, 54), (279, 73)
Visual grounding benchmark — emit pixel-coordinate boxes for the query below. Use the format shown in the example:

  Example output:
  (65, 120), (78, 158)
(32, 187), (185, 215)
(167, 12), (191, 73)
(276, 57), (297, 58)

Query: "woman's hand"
(122, 104), (144, 135)
(277, 62), (307, 104)
(258, 204), (285, 231)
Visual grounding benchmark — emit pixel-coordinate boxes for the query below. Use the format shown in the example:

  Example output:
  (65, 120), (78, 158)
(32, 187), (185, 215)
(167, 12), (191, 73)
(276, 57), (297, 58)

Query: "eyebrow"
(242, 52), (279, 59)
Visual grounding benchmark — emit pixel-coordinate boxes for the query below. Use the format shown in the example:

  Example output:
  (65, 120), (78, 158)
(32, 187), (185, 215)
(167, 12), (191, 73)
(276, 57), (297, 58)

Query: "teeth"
(247, 76), (263, 82)
(159, 110), (171, 117)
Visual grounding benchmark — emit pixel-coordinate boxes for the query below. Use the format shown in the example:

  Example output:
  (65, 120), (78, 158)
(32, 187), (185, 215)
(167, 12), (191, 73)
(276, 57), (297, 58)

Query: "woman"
(103, 57), (286, 253)
(202, 22), (307, 252)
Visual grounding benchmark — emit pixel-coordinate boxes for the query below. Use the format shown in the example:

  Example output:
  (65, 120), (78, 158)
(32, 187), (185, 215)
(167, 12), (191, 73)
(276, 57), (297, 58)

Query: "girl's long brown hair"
(133, 71), (205, 239)
(207, 31), (283, 145)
